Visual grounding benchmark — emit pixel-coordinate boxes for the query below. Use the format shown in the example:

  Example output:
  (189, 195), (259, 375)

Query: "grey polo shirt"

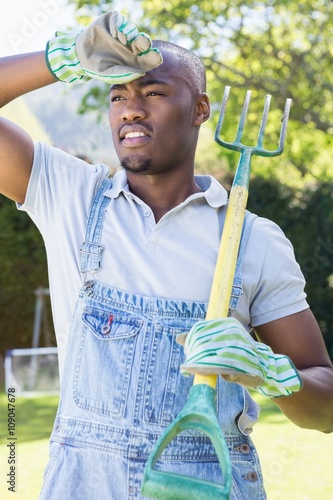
(20, 143), (308, 376)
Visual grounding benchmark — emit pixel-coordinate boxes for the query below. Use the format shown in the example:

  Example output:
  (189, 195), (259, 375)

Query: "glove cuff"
(256, 354), (303, 398)
(45, 30), (89, 84)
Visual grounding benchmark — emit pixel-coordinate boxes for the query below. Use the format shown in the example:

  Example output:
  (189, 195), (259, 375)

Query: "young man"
(1, 11), (333, 500)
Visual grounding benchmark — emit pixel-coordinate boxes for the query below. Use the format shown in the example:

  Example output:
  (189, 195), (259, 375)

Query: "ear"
(194, 92), (210, 126)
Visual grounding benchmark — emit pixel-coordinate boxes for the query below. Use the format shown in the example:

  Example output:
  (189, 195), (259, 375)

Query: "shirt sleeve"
(18, 142), (110, 236)
(244, 216), (309, 327)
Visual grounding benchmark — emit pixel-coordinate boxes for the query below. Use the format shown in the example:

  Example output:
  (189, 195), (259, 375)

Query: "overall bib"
(40, 179), (266, 500)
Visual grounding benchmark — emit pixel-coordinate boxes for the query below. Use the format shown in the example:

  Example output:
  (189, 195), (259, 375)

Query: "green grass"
(1, 392), (333, 499)
(250, 393), (333, 499)
(0, 393), (59, 499)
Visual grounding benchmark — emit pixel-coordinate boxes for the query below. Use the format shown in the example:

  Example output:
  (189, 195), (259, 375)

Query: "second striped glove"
(177, 318), (303, 399)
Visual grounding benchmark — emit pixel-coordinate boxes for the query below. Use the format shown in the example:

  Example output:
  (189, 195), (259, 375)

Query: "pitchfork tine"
(235, 90), (252, 144)
(214, 85), (292, 157)
(257, 94), (271, 149)
(278, 97), (292, 153)
(214, 86), (230, 147)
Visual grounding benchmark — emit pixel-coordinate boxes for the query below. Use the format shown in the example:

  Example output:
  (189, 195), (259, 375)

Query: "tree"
(247, 177), (333, 359)
(68, 0), (333, 357)
(70, 0), (333, 183)
(0, 197), (52, 355)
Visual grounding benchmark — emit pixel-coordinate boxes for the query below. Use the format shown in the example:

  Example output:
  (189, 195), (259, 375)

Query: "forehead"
(152, 49), (181, 75)
(137, 49), (184, 86)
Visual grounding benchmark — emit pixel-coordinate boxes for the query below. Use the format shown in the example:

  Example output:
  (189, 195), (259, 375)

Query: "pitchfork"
(141, 86), (292, 500)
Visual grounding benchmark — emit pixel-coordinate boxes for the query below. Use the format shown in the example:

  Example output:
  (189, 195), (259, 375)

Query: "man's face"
(108, 51), (207, 176)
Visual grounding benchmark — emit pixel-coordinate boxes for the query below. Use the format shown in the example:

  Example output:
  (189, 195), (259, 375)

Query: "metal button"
(234, 443), (250, 454)
(243, 471), (258, 482)
(101, 325), (111, 334)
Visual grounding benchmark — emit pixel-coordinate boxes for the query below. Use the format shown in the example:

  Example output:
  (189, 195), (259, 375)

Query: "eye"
(146, 91), (164, 97)
(110, 95), (126, 102)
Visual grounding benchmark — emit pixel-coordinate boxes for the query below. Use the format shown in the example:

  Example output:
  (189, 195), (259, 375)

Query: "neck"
(126, 169), (203, 222)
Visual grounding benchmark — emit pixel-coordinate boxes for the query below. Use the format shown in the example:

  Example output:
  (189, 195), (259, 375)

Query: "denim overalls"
(40, 178), (266, 500)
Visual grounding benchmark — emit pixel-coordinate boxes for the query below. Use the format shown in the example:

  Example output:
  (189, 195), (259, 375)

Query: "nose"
(121, 95), (147, 122)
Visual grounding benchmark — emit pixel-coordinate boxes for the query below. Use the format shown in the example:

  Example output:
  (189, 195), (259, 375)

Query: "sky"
(0, 0), (77, 56)
(0, 0), (132, 163)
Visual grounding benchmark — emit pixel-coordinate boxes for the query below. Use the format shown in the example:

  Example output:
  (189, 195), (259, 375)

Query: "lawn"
(250, 393), (333, 499)
(0, 392), (332, 499)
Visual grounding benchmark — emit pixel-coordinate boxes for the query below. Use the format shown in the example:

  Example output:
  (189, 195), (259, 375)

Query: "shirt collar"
(195, 175), (228, 208)
(103, 169), (128, 198)
(103, 170), (228, 208)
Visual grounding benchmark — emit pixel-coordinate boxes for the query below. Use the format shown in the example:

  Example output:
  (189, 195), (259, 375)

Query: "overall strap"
(229, 211), (258, 311)
(80, 177), (113, 276)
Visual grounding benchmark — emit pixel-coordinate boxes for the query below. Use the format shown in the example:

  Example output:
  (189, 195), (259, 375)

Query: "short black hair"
(153, 40), (206, 94)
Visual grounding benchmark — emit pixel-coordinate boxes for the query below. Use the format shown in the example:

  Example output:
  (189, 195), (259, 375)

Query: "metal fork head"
(214, 86), (292, 158)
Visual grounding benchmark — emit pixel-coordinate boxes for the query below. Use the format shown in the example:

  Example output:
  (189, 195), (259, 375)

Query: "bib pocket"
(73, 307), (143, 418)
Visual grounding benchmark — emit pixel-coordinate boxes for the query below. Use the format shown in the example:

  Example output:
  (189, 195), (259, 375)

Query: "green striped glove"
(46, 11), (162, 84)
(178, 318), (303, 398)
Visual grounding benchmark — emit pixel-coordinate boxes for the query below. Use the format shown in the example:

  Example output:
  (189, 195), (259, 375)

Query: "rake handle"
(193, 150), (251, 388)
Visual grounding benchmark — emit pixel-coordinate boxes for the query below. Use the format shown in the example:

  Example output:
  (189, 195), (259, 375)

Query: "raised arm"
(0, 11), (162, 204)
(0, 52), (57, 203)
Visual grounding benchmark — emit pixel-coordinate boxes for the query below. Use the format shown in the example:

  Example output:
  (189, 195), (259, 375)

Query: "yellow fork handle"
(193, 185), (249, 389)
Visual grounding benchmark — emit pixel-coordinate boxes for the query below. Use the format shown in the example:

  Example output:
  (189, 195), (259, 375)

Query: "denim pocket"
(143, 321), (194, 426)
(73, 307), (143, 417)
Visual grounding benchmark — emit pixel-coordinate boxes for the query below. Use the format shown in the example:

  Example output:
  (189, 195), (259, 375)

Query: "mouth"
(119, 125), (151, 148)
(124, 131), (147, 139)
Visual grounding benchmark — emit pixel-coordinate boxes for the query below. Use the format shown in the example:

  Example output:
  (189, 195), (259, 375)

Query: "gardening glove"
(177, 318), (303, 399)
(45, 11), (162, 84)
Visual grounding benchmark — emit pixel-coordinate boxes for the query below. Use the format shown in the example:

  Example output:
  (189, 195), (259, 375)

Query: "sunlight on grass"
(1, 393), (333, 499)
(0, 439), (50, 500)
(0, 393), (58, 499)
(250, 392), (333, 499)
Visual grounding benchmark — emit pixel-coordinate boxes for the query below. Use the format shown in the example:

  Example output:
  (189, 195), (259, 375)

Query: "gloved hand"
(45, 11), (163, 84)
(177, 318), (303, 398)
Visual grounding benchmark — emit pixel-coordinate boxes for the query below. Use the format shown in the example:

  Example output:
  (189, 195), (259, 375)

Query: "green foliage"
(71, 0), (333, 183)
(290, 183), (333, 357)
(0, 198), (51, 355)
(246, 176), (333, 358)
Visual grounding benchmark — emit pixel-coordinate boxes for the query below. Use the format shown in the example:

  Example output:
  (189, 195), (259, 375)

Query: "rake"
(141, 86), (292, 500)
